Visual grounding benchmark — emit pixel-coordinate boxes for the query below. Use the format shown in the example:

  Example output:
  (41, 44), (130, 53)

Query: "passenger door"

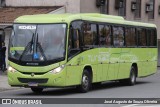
(66, 21), (83, 86)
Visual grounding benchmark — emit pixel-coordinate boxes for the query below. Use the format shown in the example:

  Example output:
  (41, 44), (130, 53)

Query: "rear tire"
(127, 66), (136, 86)
(31, 87), (43, 93)
(78, 69), (91, 93)
(119, 66), (136, 86)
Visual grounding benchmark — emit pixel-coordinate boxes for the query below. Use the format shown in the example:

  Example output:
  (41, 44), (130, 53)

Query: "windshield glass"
(9, 24), (66, 63)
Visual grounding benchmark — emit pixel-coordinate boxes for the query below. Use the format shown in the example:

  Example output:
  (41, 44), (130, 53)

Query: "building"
(1, 0), (160, 65)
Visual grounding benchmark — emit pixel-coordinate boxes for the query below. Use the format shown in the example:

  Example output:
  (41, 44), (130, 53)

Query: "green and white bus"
(7, 13), (157, 93)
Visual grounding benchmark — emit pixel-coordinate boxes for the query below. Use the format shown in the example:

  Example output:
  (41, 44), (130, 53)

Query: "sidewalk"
(0, 71), (21, 92)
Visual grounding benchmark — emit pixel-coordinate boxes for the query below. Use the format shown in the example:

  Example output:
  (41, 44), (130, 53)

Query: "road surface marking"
(122, 105), (160, 107)
(0, 88), (26, 94)
(122, 104), (139, 107)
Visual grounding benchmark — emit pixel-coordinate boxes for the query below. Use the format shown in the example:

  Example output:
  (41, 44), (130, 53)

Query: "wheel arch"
(132, 63), (138, 77)
(83, 65), (93, 82)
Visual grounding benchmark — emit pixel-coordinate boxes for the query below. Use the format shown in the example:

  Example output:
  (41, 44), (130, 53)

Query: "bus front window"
(9, 24), (66, 64)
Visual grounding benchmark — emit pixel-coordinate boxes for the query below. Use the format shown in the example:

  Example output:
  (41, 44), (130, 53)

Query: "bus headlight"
(50, 65), (65, 74)
(8, 66), (17, 73)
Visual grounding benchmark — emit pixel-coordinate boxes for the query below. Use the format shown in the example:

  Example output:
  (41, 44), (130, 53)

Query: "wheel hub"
(82, 75), (89, 88)
(131, 72), (135, 83)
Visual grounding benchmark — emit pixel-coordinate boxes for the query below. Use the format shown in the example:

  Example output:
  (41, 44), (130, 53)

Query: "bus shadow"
(18, 81), (151, 96)
(18, 87), (79, 96)
(91, 81), (151, 91)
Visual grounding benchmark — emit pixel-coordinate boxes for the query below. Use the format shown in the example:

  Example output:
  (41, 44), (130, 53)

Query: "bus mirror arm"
(4, 25), (13, 30)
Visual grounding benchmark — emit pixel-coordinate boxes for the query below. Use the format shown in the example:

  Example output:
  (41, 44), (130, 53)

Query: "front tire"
(31, 87), (43, 93)
(78, 69), (91, 93)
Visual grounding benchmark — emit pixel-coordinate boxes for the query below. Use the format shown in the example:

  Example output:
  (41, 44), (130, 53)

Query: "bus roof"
(15, 13), (156, 28)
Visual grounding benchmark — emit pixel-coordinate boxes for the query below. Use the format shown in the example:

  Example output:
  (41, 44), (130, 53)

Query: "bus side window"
(83, 22), (98, 48)
(99, 25), (111, 46)
(125, 27), (136, 47)
(147, 29), (151, 46)
(150, 29), (157, 46)
(137, 28), (147, 47)
(104, 25), (112, 46)
(113, 26), (124, 47)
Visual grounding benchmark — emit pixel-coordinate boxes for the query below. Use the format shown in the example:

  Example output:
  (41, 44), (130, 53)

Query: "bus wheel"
(127, 66), (136, 86)
(78, 69), (91, 93)
(31, 87), (43, 93)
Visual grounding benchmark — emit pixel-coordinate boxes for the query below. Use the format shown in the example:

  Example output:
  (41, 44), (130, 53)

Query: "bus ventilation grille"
(18, 78), (48, 83)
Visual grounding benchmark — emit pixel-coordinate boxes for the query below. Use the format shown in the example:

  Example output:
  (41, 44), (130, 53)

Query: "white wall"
(80, 0), (99, 13)
(6, 0), (80, 13)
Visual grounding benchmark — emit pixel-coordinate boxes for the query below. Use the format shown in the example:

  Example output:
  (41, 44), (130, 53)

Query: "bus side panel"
(118, 48), (157, 79)
(106, 48), (121, 81)
(65, 47), (157, 86)
(132, 48), (148, 77)
(66, 65), (82, 86)
(141, 48), (157, 77)
(66, 49), (99, 86)
(117, 48), (131, 79)
(90, 64), (98, 83)
(98, 48), (109, 81)
(131, 48), (157, 77)
(148, 48), (157, 75)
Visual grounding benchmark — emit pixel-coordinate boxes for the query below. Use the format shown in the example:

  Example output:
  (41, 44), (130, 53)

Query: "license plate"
(28, 82), (38, 87)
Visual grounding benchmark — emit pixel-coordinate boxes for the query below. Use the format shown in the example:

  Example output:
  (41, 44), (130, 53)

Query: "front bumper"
(8, 68), (66, 87)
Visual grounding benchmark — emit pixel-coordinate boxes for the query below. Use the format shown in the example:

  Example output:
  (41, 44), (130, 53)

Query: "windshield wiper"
(19, 33), (35, 61)
(34, 33), (47, 61)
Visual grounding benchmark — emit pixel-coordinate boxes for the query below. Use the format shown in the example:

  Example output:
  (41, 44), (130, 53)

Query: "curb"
(0, 72), (19, 92)
(0, 87), (23, 92)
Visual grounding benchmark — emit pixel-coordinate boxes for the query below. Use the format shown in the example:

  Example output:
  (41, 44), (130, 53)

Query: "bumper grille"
(20, 72), (47, 75)
(18, 78), (48, 83)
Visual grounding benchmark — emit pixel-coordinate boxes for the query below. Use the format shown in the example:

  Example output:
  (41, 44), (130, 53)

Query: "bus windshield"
(9, 24), (67, 62)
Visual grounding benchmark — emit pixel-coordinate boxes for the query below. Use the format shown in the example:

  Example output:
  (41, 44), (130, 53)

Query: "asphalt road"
(1, 68), (160, 107)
